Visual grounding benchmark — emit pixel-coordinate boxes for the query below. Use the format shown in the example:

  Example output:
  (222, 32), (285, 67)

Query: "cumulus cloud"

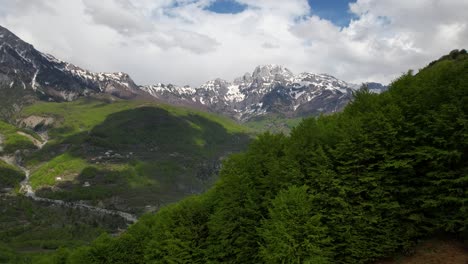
(0, 0), (466, 86)
(83, 0), (153, 36)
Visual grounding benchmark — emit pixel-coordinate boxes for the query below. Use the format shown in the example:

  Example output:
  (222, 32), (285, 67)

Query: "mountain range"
(0, 25), (386, 121)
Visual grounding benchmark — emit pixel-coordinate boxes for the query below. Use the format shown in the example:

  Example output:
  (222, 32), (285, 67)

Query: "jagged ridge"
(1, 25), (387, 121)
(140, 65), (385, 121)
(0, 25), (140, 103)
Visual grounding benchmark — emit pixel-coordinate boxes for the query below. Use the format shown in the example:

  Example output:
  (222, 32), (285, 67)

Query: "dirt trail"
(16, 131), (46, 148)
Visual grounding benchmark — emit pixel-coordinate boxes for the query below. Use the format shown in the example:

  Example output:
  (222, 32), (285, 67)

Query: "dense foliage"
(0, 160), (24, 190)
(15, 50), (468, 263)
(0, 196), (127, 264)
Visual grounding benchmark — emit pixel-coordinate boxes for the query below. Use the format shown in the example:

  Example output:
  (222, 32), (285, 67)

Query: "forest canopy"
(40, 50), (468, 263)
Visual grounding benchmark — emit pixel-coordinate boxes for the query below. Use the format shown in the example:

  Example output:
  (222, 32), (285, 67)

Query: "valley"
(1, 131), (138, 223)
(0, 91), (253, 260)
(0, 19), (466, 264)
(2, 98), (252, 209)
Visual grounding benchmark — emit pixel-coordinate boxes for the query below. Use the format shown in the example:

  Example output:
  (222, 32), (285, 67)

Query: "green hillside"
(0, 196), (127, 264)
(0, 97), (254, 262)
(46, 50), (467, 263)
(0, 121), (38, 154)
(0, 120), (36, 193)
(18, 98), (252, 214)
(0, 160), (25, 191)
(245, 114), (304, 134)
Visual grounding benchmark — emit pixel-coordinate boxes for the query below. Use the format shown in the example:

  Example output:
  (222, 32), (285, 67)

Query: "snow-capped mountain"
(0, 25), (140, 104)
(365, 82), (388, 94)
(140, 65), (370, 121)
(1, 25), (386, 121)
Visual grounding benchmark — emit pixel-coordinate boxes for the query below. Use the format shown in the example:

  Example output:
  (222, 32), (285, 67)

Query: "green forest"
(12, 50), (468, 263)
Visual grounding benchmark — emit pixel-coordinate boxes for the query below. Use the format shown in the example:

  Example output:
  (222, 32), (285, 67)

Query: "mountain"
(47, 50), (468, 264)
(364, 82), (387, 93)
(141, 65), (375, 121)
(0, 25), (386, 122)
(0, 25), (144, 118)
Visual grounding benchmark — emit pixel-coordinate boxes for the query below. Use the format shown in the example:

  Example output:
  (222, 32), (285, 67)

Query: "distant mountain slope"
(1, 25), (386, 122)
(140, 66), (383, 121)
(17, 98), (252, 215)
(0, 25), (145, 118)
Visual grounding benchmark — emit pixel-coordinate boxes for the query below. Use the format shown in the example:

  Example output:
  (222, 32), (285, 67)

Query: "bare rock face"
(140, 66), (386, 121)
(18, 115), (55, 130)
(0, 25), (142, 116)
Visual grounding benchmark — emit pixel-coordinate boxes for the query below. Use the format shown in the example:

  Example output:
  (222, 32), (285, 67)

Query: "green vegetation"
(0, 83), (36, 120)
(0, 196), (127, 264)
(0, 160), (25, 190)
(0, 121), (37, 154)
(29, 153), (88, 189)
(20, 98), (252, 214)
(21, 98), (249, 141)
(49, 50), (467, 263)
(245, 114), (303, 134)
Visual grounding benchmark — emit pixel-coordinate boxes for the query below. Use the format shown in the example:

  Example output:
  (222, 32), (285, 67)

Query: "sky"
(0, 0), (467, 86)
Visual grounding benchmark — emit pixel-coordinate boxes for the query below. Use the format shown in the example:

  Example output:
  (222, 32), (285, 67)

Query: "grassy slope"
(21, 98), (249, 140)
(0, 120), (36, 192)
(20, 98), (253, 214)
(0, 121), (37, 154)
(245, 114), (304, 134)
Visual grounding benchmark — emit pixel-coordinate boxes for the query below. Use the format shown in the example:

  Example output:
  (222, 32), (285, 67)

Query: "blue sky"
(206, 0), (357, 26)
(205, 0), (248, 14)
(307, 0), (357, 27)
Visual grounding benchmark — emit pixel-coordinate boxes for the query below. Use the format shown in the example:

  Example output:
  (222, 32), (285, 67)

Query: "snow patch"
(293, 91), (306, 99)
(226, 84), (244, 102)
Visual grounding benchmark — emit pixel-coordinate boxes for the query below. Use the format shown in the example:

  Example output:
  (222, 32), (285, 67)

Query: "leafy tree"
(258, 185), (332, 264)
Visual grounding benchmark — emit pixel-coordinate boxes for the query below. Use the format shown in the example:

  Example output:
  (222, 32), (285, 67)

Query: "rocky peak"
(0, 26), (33, 53)
(0, 25), (142, 103)
(1, 25), (388, 122)
(200, 78), (230, 91)
(252, 64), (294, 83)
(233, 72), (252, 85)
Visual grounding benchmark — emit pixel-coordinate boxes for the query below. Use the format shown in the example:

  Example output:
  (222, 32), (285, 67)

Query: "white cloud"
(82, 0), (153, 36)
(0, 0), (466, 86)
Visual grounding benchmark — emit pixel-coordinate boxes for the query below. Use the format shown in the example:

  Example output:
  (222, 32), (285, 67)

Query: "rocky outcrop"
(18, 115), (55, 130)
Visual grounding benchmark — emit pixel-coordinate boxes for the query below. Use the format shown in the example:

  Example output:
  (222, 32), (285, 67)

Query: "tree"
(259, 186), (332, 264)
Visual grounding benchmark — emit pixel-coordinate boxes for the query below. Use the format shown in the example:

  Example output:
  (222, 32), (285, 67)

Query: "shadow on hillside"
(33, 106), (251, 214)
(86, 107), (248, 153)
